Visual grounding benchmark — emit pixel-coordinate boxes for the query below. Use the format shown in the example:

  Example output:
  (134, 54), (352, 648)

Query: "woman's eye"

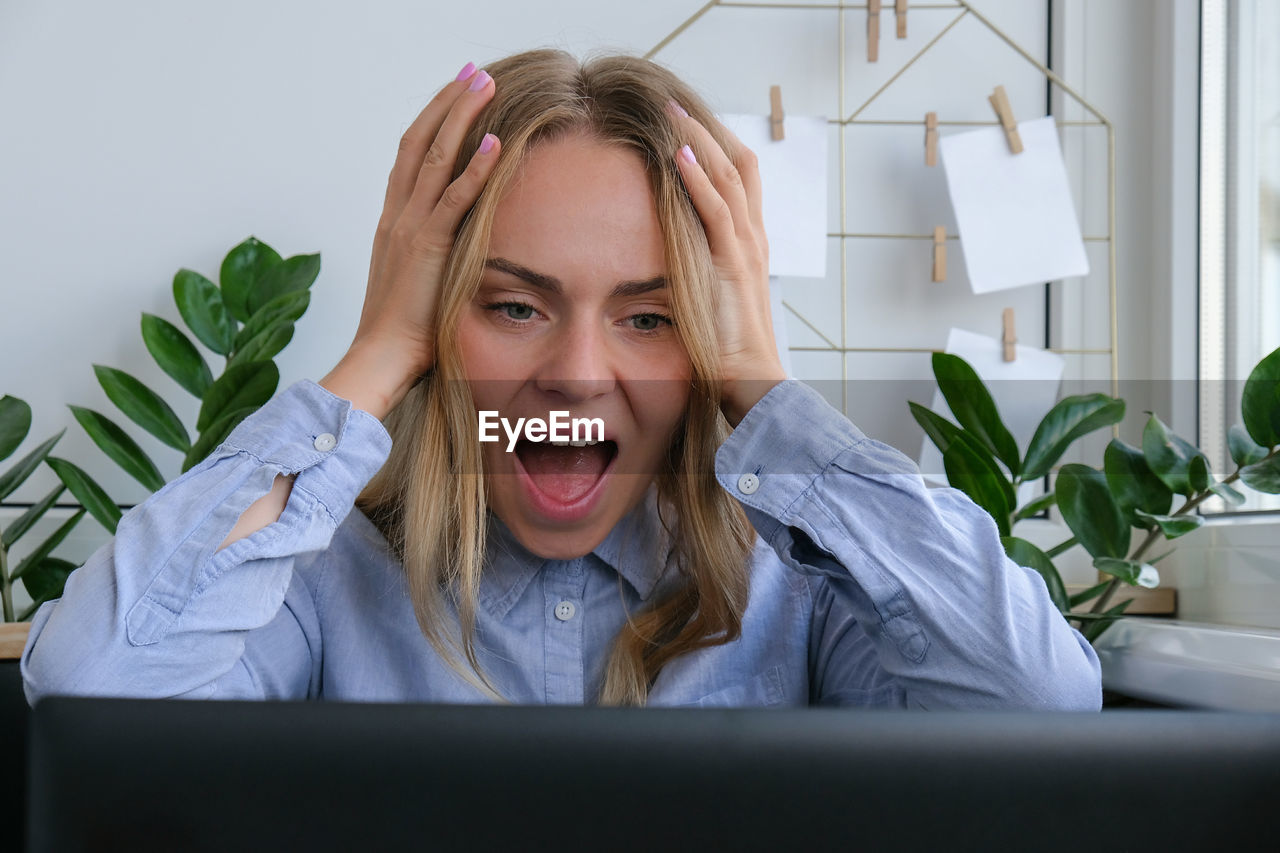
(496, 302), (535, 321)
(629, 313), (672, 332)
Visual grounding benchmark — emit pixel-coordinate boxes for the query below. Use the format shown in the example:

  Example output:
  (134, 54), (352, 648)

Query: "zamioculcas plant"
(73, 237), (319, 490)
(911, 345), (1280, 641)
(0, 396), (118, 622)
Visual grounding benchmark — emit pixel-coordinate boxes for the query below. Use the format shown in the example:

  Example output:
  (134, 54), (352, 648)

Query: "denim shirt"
(21, 379), (1101, 709)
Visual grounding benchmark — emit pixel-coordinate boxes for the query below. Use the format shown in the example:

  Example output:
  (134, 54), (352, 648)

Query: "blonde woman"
(22, 50), (1101, 709)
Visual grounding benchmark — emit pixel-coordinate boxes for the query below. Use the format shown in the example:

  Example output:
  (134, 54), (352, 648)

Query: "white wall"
(2, 0), (1203, 613)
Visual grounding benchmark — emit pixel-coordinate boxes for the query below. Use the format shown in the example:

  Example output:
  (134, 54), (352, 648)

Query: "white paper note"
(939, 116), (1088, 293)
(721, 114), (828, 278)
(918, 328), (1065, 503)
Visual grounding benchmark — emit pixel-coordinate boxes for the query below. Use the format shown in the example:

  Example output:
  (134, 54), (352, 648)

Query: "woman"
(21, 50), (1101, 709)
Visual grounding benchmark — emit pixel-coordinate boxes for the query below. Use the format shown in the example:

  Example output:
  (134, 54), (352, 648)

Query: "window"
(1199, 0), (1280, 513)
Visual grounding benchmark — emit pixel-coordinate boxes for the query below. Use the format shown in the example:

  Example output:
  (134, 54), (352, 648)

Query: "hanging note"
(939, 115), (1089, 294)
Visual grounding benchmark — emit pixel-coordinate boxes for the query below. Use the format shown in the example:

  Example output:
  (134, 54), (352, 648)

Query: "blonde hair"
(357, 49), (756, 705)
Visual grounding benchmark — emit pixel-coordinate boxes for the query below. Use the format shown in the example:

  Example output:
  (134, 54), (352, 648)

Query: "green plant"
(0, 236), (318, 622)
(911, 346), (1280, 642)
(0, 397), (117, 622)
(74, 236), (319, 486)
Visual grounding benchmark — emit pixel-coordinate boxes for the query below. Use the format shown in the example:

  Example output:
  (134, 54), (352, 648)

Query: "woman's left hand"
(671, 105), (787, 427)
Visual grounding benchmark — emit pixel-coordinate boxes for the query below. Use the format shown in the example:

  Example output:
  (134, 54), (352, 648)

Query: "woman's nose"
(534, 322), (616, 402)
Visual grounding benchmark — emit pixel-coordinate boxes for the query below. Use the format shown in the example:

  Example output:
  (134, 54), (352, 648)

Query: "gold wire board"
(646, 0), (1118, 412)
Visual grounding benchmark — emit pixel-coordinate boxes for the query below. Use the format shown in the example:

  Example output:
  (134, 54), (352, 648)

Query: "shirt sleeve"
(21, 380), (392, 704)
(715, 380), (1102, 710)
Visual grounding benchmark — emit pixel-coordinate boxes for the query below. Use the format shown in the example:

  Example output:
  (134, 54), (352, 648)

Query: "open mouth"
(514, 439), (620, 505)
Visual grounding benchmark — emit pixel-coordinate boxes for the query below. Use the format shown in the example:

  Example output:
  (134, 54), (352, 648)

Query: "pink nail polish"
(455, 62), (477, 82)
(479, 133), (497, 154)
(468, 70), (491, 92)
(679, 144), (697, 165)
(668, 100), (689, 118)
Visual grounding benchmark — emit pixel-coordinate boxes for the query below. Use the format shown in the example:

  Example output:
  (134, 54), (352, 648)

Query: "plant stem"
(1046, 537), (1077, 558)
(0, 542), (13, 623)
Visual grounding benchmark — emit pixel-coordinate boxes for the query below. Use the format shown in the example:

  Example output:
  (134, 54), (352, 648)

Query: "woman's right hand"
(320, 63), (501, 420)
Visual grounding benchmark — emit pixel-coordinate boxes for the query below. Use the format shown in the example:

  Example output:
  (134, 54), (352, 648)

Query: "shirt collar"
(478, 488), (674, 620)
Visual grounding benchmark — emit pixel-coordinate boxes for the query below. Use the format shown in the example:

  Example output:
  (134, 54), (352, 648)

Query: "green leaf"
(1228, 424), (1268, 468)
(1, 484), (64, 548)
(234, 290), (311, 353)
(943, 440), (1012, 536)
(183, 406), (256, 472)
(94, 365), (191, 452)
(1093, 556), (1159, 588)
(909, 402), (965, 455)
(248, 252), (321, 317)
(20, 557), (77, 611)
(1082, 598), (1132, 643)
(68, 406), (166, 492)
(0, 395), (32, 462)
(0, 430), (63, 500)
(196, 361), (278, 433)
(1133, 509), (1204, 540)
(174, 268), (236, 355)
(931, 353), (1021, 477)
(1142, 413), (1207, 497)
(141, 313), (213, 398)
(1022, 394), (1126, 482)
(46, 457), (121, 534)
(220, 237), (283, 323)
(1188, 454), (1211, 493)
(1012, 491), (1057, 522)
(1209, 481), (1246, 505)
(1103, 439), (1173, 528)
(10, 509), (85, 582)
(1002, 536), (1068, 612)
(1240, 345), (1280, 448)
(1055, 464), (1129, 559)
(1240, 455), (1280, 493)
(1069, 580), (1111, 609)
(228, 324), (294, 371)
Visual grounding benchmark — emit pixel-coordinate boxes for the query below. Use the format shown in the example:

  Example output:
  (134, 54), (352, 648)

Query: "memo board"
(645, 0), (1118, 424)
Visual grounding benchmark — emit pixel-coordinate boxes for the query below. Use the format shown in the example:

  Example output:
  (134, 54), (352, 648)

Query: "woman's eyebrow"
(484, 257), (667, 298)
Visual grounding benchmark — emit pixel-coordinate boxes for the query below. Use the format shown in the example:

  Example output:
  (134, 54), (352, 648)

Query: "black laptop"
(27, 697), (1280, 852)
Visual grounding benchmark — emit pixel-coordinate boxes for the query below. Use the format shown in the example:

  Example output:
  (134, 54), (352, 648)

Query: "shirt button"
(313, 433), (337, 452)
(554, 601), (576, 621)
(737, 473), (759, 495)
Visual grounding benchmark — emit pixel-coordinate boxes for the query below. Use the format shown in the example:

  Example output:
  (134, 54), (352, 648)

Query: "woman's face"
(458, 131), (693, 559)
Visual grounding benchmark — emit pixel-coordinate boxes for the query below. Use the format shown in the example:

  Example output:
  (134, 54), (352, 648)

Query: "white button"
(554, 601), (576, 621)
(737, 473), (759, 495)
(313, 433), (337, 452)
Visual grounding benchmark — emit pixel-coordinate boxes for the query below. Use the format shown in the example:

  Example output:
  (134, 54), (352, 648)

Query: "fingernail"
(668, 100), (689, 118)
(479, 133), (497, 154)
(455, 61), (477, 82)
(679, 144), (697, 165)
(468, 70), (491, 92)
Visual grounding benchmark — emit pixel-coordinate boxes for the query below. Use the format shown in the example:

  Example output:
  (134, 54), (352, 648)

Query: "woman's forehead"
(487, 134), (667, 290)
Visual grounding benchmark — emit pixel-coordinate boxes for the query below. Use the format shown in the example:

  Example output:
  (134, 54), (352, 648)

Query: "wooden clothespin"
(769, 85), (785, 141)
(924, 112), (938, 166)
(1002, 308), (1017, 362)
(868, 0), (881, 62)
(988, 85), (1024, 154)
(896, 0), (908, 38)
(932, 226), (947, 282)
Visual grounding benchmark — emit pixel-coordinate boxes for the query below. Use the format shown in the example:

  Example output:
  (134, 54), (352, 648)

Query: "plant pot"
(0, 622), (31, 661)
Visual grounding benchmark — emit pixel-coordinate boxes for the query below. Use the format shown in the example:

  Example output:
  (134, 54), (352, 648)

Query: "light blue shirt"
(21, 379), (1101, 709)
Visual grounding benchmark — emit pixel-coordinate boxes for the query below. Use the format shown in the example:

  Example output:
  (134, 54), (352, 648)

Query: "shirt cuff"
(714, 379), (867, 544)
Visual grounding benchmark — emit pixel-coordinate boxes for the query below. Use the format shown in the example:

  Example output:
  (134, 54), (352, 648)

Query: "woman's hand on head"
(670, 105), (787, 427)
(321, 64), (502, 419)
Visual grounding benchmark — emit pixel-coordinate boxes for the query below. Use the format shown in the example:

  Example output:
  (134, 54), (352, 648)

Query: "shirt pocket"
(688, 665), (786, 708)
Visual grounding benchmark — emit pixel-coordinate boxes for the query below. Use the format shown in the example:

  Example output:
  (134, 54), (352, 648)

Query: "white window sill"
(1093, 618), (1280, 711)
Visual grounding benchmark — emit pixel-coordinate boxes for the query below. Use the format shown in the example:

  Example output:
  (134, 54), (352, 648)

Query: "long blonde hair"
(357, 49), (756, 706)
